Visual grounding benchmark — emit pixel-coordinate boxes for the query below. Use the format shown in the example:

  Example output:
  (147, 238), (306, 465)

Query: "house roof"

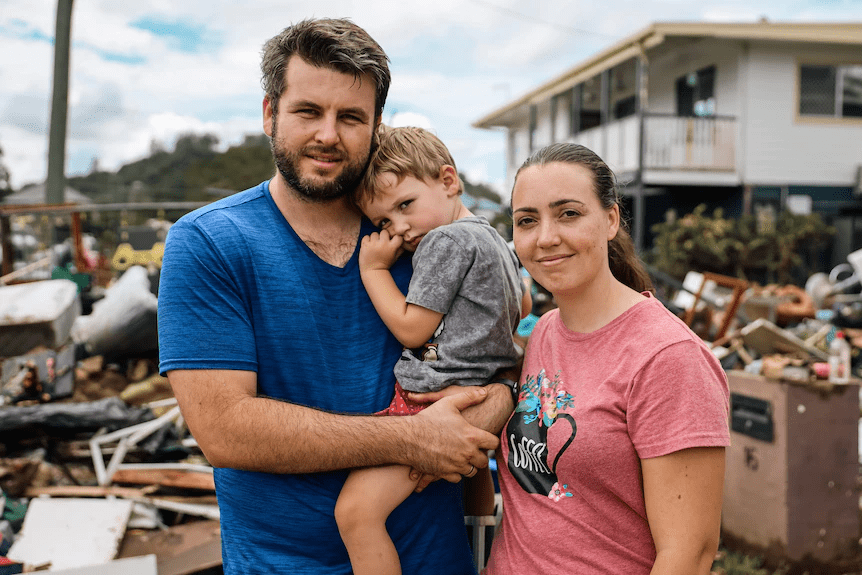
(2, 183), (93, 205)
(473, 21), (862, 129)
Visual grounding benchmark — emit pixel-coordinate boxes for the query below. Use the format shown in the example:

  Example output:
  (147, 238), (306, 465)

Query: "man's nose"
(314, 115), (340, 146)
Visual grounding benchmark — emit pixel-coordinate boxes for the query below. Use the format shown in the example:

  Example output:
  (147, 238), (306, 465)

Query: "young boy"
(334, 125), (531, 575)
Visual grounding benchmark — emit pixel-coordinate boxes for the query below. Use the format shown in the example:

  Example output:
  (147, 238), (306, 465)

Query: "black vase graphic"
(506, 410), (576, 495)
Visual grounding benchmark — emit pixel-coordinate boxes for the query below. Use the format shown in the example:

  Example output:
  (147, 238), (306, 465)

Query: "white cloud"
(1, 0), (859, 190)
(387, 112), (434, 130)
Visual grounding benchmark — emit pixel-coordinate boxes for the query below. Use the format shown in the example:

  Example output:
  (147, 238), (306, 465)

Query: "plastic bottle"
(829, 331), (852, 384)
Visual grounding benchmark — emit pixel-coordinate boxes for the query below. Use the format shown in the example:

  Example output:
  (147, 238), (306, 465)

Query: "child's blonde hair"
(355, 124), (462, 205)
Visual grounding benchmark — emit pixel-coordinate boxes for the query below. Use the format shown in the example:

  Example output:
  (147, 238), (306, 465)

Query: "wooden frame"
(683, 271), (748, 342)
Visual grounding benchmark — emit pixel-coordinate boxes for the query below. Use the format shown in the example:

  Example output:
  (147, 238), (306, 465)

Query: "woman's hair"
(354, 124), (462, 205)
(260, 18), (391, 119)
(514, 143), (654, 293)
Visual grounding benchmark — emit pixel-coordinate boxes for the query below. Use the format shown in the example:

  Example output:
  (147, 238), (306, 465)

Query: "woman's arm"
(642, 446), (725, 575)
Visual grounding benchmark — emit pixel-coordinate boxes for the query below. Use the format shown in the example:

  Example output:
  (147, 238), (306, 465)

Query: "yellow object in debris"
(112, 242), (165, 270)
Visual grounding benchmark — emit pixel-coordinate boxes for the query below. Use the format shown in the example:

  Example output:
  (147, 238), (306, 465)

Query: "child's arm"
(359, 230), (443, 349)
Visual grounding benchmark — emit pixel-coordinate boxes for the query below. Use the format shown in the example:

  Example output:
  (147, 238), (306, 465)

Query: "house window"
(579, 79), (602, 131)
(799, 64), (862, 118)
(676, 66), (716, 117)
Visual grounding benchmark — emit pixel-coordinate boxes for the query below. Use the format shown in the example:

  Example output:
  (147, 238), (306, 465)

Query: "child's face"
(360, 168), (460, 252)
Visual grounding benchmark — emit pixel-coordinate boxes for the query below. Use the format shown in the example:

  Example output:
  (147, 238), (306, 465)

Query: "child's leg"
(463, 464), (495, 517)
(335, 463), (419, 575)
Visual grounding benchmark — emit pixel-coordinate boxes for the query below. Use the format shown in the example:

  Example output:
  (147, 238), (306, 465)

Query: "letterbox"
(722, 370), (859, 564)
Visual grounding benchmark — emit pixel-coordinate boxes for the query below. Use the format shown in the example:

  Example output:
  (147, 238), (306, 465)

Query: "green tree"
(647, 204), (834, 284)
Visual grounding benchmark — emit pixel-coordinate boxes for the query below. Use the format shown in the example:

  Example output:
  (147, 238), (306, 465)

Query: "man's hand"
(405, 385), (515, 491)
(359, 229), (403, 271)
(402, 388), (499, 485)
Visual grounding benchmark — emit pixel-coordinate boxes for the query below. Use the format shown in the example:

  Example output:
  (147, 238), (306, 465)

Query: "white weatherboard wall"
(647, 38), (744, 117)
(742, 42), (862, 187)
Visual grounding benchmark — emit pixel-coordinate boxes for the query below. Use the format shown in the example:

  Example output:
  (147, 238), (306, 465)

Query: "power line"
(466, 0), (614, 38)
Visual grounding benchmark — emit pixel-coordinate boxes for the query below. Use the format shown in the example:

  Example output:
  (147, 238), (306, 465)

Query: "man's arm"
(168, 368), (499, 482)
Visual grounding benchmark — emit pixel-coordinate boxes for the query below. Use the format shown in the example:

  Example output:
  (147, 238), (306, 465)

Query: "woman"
(484, 143), (730, 575)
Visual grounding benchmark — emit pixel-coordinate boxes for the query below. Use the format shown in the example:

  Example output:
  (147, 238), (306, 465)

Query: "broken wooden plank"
(112, 467), (215, 491)
(43, 554), (157, 575)
(24, 485), (157, 499)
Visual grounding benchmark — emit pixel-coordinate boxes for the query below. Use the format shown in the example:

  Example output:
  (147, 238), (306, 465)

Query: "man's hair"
(260, 18), (391, 118)
(355, 124), (462, 205)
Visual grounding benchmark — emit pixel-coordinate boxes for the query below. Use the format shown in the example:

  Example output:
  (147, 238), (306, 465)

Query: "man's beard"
(270, 124), (370, 203)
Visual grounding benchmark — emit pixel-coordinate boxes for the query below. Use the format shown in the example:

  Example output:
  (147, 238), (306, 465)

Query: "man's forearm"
(459, 382), (513, 436)
(169, 369), (497, 480)
(209, 395), (417, 473)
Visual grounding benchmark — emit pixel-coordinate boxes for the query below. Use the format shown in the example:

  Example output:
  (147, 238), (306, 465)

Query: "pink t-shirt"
(485, 294), (730, 575)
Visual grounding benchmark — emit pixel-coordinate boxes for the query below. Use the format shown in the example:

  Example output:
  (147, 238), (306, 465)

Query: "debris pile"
(0, 266), (218, 574)
(672, 266), (862, 389)
(3, 239), (862, 572)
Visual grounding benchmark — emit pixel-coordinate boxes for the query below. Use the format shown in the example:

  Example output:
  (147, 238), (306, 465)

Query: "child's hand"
(359, 229), (404, 271)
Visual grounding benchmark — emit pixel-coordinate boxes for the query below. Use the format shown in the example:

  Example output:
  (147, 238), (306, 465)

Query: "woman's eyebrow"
(550, 199), (584, 208)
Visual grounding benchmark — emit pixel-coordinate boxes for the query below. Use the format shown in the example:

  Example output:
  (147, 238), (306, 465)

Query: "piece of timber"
(111, 468), (215, 491)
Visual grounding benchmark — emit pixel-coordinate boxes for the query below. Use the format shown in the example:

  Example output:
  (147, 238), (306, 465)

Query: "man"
(157, 18), (514, 574)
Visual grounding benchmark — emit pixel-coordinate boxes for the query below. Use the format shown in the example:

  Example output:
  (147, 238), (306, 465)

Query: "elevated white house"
(474, 21), (862, 259)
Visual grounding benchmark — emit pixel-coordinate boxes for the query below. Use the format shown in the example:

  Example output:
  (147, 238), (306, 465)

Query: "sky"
(1, 0), (861, 196)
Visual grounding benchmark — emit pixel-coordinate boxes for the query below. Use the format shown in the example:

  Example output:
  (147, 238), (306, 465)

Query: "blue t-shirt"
(158, 181), (476, 574)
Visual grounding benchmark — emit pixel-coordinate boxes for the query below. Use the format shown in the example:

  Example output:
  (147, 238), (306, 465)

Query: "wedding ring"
(462, 464), (476, 478)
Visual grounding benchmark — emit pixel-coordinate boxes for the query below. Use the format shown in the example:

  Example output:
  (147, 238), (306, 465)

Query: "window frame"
(797, 61), (862, 124)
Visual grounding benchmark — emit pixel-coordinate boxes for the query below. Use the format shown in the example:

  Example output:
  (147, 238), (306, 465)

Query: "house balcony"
(569, 113), (739, 187)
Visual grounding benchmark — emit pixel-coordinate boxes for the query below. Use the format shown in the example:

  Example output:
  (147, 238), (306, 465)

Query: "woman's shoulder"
(620, 296), (708, 352)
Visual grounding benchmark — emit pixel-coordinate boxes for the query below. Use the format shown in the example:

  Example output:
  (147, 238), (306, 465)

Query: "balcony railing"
(642, 113), (736, 171)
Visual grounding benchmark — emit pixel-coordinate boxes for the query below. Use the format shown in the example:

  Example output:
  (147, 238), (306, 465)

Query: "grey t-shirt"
(395, 216), (524, 393)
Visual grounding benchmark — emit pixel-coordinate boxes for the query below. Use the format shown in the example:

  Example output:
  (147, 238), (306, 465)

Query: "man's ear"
(263, 97), (274, 137)
(440, 165), (459, 196)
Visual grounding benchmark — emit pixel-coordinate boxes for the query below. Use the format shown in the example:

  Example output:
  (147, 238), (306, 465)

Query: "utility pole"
(46, 0), (74, 205)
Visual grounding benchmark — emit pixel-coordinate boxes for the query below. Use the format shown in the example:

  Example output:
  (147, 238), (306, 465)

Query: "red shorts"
(375, 381), (427, 416)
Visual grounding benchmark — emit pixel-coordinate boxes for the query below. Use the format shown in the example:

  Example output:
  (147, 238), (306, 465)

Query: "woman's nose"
(536, 222), (560, 247)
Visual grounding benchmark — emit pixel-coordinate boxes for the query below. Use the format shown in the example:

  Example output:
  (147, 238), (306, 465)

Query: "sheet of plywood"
(740, 318), (829, 361)
(118, 520), (222, 575)
(6, 498), (133, 571)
